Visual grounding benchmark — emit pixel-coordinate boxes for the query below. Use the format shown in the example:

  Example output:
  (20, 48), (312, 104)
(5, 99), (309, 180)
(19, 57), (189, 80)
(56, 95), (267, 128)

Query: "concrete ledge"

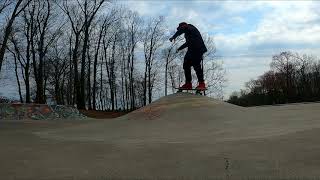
(0, 103), (84, 120)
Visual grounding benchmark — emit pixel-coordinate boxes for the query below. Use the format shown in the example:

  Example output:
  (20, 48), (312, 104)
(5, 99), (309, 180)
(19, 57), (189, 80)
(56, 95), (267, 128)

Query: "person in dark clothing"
(169, 22), (207, 90)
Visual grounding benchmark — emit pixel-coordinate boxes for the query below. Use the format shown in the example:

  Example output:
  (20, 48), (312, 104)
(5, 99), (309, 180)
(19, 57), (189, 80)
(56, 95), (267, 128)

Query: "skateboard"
(174, 87), (207, 96)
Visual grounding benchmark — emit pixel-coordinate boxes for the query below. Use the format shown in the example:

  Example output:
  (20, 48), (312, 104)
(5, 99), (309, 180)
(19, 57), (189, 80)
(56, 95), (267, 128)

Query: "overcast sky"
(118, 0), (320, 97)
(1, 0), (320, 100)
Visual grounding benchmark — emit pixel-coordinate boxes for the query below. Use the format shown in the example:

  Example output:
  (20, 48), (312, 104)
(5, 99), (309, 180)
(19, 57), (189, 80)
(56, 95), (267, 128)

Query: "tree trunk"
(79, 26), (89, 109)
(164, 48), (172, 96)
(25, 56), (31, 103)
(73, 33), (81, 109)
(130, 48), (135, 109)
(121, 50), (125, 110)
(93, 28), (103, 110)
(12, 52), (23, 103)
(143, 64), (147, 106)
(165, 60), (168, 96)
(87, 43), (92, 110)
(148, 62), (152, 104)
(68, 35), (73, 105)
(100, 58), (104, 110)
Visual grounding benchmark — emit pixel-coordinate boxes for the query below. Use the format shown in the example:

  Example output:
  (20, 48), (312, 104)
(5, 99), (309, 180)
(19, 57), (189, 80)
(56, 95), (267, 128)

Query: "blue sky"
(118, 0), (320, 97)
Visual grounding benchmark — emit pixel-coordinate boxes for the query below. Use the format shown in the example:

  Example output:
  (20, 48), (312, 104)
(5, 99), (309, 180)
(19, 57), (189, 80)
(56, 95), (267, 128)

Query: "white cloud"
(219, 1), (264, 14)
(229, 16), (246, 24)
(120, 0), (320, 97)
(215, 1), (320, 55)
(118, 1), (167, 16)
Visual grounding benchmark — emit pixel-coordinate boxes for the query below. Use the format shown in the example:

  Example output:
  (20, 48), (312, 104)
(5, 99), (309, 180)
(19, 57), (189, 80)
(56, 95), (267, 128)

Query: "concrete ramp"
(3, 93), (320, 178)
(126, 92), (244, 121)
(37, 93), (320, 143)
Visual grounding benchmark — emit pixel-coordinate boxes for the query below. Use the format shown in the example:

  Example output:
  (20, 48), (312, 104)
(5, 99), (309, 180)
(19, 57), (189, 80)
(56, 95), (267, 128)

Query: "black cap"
(177, 22), (188, 30)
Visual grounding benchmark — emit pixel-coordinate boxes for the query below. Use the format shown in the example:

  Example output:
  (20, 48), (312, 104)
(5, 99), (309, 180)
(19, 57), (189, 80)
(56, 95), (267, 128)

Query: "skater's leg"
(179, 52), (193, 90)
(193, 62), (204, 82)
(192, 52), (204, 83)
(183, 58), (192, 83)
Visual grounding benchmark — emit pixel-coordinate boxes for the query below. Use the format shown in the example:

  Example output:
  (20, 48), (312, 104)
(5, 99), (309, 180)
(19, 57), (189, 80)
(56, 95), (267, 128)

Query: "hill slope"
(1, 92), (320, 179)
(38, 92), (320, 143)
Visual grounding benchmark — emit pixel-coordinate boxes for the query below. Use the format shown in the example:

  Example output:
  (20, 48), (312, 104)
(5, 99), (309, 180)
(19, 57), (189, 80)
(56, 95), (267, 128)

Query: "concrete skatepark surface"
(1, 93), (320, 179)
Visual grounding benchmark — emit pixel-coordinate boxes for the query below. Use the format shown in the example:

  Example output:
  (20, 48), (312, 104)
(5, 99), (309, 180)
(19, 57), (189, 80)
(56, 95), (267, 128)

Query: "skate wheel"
(195, 90), (202, 95)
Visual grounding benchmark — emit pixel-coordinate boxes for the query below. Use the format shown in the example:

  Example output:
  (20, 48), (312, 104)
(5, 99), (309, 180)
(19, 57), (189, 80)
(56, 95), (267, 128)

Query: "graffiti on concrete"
(0, 103), (85, 120)
(50, 105), (85, 119)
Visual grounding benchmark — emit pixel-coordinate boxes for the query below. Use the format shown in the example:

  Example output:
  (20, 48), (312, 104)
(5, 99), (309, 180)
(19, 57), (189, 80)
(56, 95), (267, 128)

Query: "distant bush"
(0, 96), (12, 103)
(228, 51), (320, 106)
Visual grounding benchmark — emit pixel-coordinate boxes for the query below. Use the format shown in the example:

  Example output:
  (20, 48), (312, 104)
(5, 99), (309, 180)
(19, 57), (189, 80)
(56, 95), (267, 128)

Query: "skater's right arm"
(169, 26), (186, 42)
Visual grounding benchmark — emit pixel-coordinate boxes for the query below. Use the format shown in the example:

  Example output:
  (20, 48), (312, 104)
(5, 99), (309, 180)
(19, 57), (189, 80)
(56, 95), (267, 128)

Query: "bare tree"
(162, 36), (182, 96)
(21, 0), (63, 104)
(46, 42), (69, 105)
(228, 52), (320, 106)
(58, 0), (106, 109)
(203, 61), (226, 98)
(124, 11), (142, 109)
(7, 42), (23, 102)
(58, 0), (85, 107)
(271, 51), (298, 102)
(79, 0), (106, 109)
(143, 16), (165, 104)
(0, 0), (31, 72)
(33, 0), (51, 103)
(8, 11), (34, 103)
(1, 3), (229, 110)
(92, 9), (119, 110)
(202, 34), (225, 98)
(0, 0), (12, 15)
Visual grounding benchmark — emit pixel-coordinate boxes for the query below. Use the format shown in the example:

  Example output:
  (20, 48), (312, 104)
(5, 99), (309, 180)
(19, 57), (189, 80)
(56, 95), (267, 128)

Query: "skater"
(169, 22), (207, 90)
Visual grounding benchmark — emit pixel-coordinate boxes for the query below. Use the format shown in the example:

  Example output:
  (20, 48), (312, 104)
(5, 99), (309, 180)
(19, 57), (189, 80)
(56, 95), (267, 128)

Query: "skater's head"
(177, 22), (188, 30)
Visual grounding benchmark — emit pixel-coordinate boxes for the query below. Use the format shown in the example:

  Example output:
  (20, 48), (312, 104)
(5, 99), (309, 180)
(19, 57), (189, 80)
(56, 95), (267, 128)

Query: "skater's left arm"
(177, 42), (188, 51)
(169, 27), (186, 42)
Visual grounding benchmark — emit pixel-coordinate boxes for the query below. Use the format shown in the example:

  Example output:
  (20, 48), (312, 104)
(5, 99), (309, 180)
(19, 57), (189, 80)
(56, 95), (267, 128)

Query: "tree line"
(0, 0), (225, 110)
(228, 51), (320, 106)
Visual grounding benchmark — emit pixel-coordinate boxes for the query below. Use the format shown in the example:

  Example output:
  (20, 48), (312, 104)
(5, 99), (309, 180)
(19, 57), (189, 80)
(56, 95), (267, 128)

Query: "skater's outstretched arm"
(169, 27), (186, 42)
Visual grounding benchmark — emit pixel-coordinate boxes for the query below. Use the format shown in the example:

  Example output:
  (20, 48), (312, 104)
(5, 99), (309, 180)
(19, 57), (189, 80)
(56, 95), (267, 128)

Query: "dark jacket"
(171, 24), (207, 54)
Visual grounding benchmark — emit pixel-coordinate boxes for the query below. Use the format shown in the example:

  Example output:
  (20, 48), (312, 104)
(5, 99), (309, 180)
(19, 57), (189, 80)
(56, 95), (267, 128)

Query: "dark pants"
(183, 50), (204, 83)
